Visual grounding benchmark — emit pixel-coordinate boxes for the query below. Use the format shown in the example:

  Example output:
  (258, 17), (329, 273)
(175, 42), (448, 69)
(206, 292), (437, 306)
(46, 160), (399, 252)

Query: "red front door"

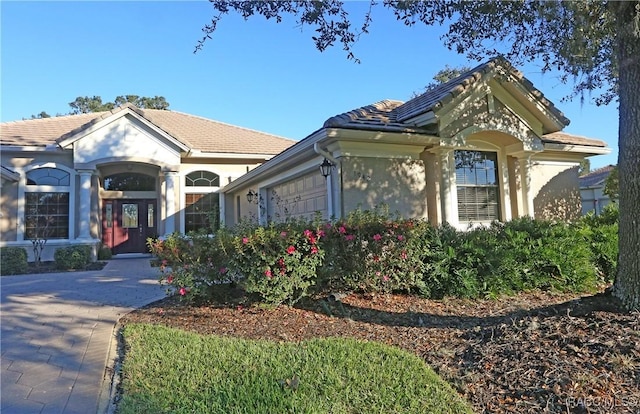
(102, 199), (157, 254)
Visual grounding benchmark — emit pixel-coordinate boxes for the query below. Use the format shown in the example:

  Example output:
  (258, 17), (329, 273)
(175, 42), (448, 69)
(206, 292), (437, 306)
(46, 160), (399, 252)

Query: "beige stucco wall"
(0, 179), (19, 241)
(341, 156), (427, 219)
(531, 160), (582, 221)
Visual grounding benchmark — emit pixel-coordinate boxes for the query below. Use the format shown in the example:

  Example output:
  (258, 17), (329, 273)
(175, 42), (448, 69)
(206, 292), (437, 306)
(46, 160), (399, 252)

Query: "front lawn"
(117, 323), (473, 414)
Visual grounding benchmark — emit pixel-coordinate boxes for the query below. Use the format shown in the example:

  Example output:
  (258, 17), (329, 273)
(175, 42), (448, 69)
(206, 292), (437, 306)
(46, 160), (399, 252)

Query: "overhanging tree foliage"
(198, 0), (640, 310)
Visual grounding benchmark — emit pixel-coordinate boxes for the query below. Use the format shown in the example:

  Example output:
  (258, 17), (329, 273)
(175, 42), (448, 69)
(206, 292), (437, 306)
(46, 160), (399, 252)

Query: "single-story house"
(0, 57), (610, 262)
(219, 58), (609, 228)
(579, 165), (616, 215)
(0, 105), (295, 260)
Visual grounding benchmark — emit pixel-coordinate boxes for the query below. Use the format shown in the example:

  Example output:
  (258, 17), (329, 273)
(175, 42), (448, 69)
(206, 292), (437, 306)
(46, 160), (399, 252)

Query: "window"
(185, 193), (219, 233)
(455, 150), (500, 222)
(186, 170), (219, 187)
(103, 173), (156, 191)
(25, 168), (71, 239)
(184, 171), (220, 233)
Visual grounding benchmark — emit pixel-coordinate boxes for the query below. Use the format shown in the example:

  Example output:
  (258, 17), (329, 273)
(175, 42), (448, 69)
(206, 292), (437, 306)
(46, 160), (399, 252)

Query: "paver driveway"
(1, 257), (166, 414)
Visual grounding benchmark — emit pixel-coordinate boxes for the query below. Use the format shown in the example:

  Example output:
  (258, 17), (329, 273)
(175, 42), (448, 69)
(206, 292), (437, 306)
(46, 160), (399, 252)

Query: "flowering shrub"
(147, 206), (614, 305)
(318, 207), (427, 294)
(147, 232), (234, 303)
(230, 221), (325, 305)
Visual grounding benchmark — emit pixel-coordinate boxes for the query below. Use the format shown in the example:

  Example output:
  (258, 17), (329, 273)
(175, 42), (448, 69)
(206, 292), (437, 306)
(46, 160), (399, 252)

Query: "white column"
(163, 171), (178, 235)
(518, 157), (534, 218)
(438, 148), (458, 227)
(77, 169), (94, 240)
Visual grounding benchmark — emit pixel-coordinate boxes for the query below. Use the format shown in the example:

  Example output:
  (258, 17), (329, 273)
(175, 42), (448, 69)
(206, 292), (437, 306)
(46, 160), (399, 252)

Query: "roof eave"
(543, 143), (611, 156)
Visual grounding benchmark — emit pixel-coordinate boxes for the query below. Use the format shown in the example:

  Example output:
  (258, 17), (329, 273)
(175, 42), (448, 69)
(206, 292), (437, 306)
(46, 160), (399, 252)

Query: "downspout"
(313, 143), (338, 219)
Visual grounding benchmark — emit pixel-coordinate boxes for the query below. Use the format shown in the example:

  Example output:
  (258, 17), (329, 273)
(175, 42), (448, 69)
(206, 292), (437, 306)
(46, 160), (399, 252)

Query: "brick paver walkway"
(1, 257), (165, 414)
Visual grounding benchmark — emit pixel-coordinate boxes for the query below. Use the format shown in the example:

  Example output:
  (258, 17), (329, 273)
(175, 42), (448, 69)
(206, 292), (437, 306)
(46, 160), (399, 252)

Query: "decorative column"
(163, 171), (178, 236)
(437, 148), (458, 227)
(77, 169), (94, 240)
(518, 156), (535, 218)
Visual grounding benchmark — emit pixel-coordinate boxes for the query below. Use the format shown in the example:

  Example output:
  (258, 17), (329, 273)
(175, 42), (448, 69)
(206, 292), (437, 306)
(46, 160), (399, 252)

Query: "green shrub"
(231, 220), (325, 306)
(54, 245), (91, 270)
(97, 245), (113, 260)
(579, 204), (618, 282)
(148, 206), (613, 305)
(1, 247), (28, 275)
(148, 231), (235, 303)
(318, 206), (427, 295)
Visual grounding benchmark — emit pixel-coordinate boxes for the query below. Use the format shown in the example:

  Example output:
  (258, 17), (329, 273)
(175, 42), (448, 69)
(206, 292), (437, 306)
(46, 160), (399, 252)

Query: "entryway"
(102, 199), (157, 254)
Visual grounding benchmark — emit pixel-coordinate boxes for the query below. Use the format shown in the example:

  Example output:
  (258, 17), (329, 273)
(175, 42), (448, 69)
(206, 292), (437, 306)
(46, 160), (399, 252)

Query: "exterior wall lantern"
(246, 190), (258, 203)
(319, 158), (333, 178)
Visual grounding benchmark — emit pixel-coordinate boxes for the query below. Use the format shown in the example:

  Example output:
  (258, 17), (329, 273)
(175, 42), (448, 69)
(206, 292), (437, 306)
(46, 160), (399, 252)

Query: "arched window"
(185, 170), (219, 187)
(26, 168), (70, 186)
(103, 173), (156, 191)
(25, 168), (71, 239)
(184, 170), (220, 233)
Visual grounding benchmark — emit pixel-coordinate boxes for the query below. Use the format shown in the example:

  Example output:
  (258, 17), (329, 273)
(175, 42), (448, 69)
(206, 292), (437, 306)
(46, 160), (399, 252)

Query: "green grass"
(117, 324), (472, 414)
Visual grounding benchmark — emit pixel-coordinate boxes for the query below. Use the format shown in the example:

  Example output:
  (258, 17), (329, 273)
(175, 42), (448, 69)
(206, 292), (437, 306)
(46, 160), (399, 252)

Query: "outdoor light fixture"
(246, 190), (258, 203)
(319, 158), (333, 178)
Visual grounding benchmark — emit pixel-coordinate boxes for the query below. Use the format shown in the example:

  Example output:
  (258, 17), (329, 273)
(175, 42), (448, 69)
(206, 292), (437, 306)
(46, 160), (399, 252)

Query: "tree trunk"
(612, 1), (640, 310)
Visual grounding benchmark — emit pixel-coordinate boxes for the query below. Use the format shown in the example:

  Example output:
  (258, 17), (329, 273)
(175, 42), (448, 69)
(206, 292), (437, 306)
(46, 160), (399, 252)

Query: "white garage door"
(267, 172), (327, 221)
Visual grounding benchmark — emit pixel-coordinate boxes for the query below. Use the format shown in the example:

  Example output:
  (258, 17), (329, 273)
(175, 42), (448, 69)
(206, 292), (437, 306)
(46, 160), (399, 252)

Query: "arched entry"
(100, 170), (158, 254)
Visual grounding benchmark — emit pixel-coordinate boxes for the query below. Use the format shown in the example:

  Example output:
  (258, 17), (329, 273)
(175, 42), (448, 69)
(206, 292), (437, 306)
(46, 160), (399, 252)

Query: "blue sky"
(1, 1), (618, 169)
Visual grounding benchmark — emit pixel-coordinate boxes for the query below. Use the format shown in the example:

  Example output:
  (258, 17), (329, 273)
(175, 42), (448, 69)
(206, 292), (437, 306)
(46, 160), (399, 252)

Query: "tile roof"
(579, 164), (615, 188)
(322, 58), (603, 148)
(542, 131), (608, 148)
(1, 104), (296, 155)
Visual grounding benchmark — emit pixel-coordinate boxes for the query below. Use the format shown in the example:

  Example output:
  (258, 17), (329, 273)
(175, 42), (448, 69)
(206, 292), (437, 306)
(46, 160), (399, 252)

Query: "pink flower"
(179, 287), (187, 296)
(161, 259), (168, 266)
(345, 234), (355, 241)
(280, 231), (287, 238)
(401, 250), (408, 260)
(265, 269), (273, 278)
(309, 235), (317, 244)
(383, 275), (390, 282)
(166, 275), (174, 284)
(286, 245), (296, 254)
(219, 267), (228, 274)
(373, 234), (382, 241)
(304, 229), (313, 237)
(317, 230), (326, 238)
(311, 246), (318, 254)
(242, 237), (249, 244)
(338, 226), (347, 234)
(397, 235), (405, 241)
(373, 255), (380, 262)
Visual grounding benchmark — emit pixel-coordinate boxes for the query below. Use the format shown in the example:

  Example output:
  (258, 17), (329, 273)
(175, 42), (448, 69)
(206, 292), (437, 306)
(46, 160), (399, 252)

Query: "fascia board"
(326, 128), (439, 146)
(543, 143), (611, 155)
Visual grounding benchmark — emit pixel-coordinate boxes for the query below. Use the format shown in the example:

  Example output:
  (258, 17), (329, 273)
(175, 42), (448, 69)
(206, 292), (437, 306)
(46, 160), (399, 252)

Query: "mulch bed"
(120, 287), (639, 413)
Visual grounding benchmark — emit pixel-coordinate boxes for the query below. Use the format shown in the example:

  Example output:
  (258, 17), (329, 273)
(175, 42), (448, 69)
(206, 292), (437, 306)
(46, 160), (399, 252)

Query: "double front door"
(102, 199), (157, 254)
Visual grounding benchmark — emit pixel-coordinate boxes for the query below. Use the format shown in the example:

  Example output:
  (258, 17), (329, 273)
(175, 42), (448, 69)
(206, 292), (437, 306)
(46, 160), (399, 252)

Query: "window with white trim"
(25, 168), (71, 239)
(184, 170), (220, 233)
(455, 150), (501, 222)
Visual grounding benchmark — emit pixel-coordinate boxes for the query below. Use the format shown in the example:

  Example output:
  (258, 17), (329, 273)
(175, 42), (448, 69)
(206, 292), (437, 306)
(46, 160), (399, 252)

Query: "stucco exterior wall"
(341, 157), (427, 218)
(531, 160), (582, 221)
(0, 179), (19, 241)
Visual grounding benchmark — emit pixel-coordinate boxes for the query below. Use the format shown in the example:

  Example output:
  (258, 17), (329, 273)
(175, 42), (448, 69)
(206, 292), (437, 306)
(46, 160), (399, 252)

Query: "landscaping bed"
(120, 287), (639, 414)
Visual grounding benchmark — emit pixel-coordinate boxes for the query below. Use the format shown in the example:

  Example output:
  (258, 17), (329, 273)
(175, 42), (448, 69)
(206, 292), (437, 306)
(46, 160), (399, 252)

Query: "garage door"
(267, 172), (327, 222)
